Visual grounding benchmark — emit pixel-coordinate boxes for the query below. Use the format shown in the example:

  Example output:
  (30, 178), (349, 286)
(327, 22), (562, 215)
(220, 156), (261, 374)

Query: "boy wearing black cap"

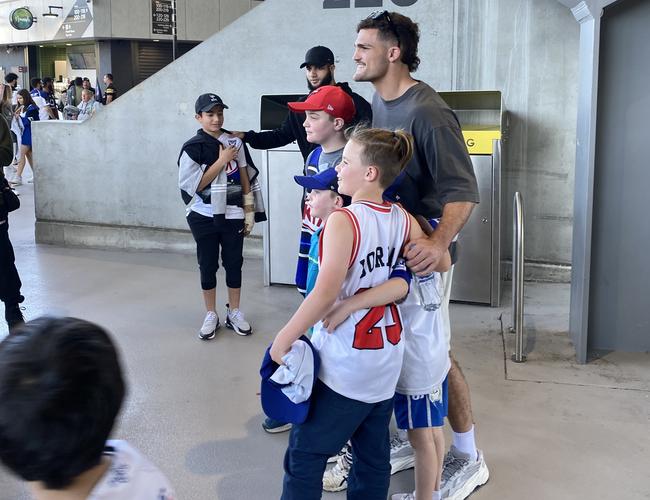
(178, 93), (265, 340)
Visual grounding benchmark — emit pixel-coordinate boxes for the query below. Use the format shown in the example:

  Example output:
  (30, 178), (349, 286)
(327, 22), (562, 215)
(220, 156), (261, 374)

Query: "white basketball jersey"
(396, 290), (451, 395)
(311, 200), (411, 404)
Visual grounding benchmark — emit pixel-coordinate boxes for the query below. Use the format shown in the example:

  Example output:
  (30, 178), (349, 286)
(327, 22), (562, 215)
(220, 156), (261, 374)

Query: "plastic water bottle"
(412, 271), (443, 311)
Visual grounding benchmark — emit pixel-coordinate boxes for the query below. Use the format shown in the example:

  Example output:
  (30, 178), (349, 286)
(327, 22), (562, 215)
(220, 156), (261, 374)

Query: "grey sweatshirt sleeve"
(417, 119), (480, 206)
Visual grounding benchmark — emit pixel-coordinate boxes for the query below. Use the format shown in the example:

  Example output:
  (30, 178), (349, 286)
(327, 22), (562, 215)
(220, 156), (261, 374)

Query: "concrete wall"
(94, 0), (261, 41)
(455, 0), (579, 276)
(32, 0), (580, 280)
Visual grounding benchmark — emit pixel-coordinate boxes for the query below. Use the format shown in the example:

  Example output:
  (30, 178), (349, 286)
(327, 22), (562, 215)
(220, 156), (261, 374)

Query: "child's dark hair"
(356, 11), (421, 72)
(0, 317), (126, 489)
(345, 126), (414, 188)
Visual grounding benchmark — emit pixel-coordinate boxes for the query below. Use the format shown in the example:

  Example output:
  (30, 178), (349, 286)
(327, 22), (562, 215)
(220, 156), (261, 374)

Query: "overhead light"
(153, 39), (159, 42)
(66, 43), (72, 46)
(39, 45), (44, 47)
(42, 5), (64, 18)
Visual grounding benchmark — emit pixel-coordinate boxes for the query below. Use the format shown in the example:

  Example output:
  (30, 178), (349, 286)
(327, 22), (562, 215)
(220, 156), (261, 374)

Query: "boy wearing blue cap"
(262, 168), (347, 435)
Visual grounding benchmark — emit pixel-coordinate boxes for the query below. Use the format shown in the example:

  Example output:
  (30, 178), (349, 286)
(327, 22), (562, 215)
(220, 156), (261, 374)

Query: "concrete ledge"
(35, 219), (263, 259)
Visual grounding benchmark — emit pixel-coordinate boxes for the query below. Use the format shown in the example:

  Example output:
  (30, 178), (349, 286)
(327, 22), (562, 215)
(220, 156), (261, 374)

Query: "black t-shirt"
(103, 83), (117, 104)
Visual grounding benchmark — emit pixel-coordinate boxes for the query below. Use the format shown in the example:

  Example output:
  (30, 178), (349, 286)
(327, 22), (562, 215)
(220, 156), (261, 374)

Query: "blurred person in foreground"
(0, 316), (176, 498)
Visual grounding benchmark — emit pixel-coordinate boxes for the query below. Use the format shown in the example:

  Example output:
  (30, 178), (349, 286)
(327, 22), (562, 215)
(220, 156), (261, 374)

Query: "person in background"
(40, 78), (59, 120)
(3, 74), (19, 164)
(29, 78), (50, 122)
(77, 89), (102, 122)
(11, 89), (39, 187)
(66, 77), (84, 108)
(82, 77), (96, 96)
(103, 73), (117, 104)
(0, 113), (24, 331)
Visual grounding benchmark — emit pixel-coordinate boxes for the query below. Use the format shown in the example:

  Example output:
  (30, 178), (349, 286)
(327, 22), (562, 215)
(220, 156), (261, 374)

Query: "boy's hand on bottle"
(322, 299), (352, 333)
(404, 237), (448, 276)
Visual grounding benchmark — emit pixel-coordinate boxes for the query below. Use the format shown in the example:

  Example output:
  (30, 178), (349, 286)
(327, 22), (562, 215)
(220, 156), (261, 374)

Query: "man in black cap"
(231, 45), (371, 161)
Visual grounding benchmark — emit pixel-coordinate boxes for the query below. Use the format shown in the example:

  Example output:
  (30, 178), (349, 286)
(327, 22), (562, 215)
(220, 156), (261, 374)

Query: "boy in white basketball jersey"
(270, 127), (450, 499)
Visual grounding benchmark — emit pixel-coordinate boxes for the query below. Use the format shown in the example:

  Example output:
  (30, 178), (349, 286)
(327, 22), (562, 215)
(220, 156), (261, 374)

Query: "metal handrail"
(512, 192), (526, 363)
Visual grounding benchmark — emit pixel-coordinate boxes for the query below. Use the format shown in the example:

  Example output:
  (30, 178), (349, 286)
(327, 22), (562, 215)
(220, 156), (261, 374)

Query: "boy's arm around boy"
(270, 211), (353, 364)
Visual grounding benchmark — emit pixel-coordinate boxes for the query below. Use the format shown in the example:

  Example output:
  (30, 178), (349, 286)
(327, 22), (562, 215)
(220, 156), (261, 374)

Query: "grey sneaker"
(389, 433), (415, 474)
(322, 446), (352, 492)
(226, 304), (252, 336)
(198, 311), (219, 340)
(441, 446), (489, 500)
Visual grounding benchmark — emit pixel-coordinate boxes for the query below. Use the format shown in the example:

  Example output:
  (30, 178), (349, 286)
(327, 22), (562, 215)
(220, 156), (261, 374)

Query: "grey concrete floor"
(1, 185), (649, 500)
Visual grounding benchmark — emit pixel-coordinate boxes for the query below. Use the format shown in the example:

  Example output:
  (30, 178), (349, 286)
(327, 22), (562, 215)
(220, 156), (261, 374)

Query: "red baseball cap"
(288, 85), (356, 124)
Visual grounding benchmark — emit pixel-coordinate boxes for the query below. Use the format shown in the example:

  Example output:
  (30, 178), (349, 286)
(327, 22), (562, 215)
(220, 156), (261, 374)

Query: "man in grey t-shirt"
(350, 11), (487, 500)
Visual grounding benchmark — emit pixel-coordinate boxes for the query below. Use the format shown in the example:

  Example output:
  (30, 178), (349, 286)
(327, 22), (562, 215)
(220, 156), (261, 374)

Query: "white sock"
(452, 425), (478, 460)
(432, 491), (441, 500)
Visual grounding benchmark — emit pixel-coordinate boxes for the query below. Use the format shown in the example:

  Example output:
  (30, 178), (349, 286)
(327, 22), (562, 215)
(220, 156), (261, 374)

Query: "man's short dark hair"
(4, 73), (18, 84)
(30, 77), (41, 89)
(74, 76), (83, 86)
(42, 77), (53, 86)
(0, 317), (126, 489)
(357, 11), (421, 72)
(105, 73), (113, 81)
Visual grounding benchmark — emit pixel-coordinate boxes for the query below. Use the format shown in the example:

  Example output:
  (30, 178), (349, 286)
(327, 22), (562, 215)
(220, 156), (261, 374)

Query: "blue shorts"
(394, 377), (448, 429)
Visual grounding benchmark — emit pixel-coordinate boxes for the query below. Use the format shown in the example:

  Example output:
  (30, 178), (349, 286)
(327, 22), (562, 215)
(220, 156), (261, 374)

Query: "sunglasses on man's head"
(367, 10), (400, 45)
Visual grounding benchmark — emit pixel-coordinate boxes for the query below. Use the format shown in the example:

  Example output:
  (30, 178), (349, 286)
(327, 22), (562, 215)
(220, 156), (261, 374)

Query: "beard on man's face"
(306, 70), (334, 92)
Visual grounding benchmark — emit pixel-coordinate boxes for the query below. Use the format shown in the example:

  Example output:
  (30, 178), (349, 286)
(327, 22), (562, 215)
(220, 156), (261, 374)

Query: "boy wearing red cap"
(261, 85), (356, 434)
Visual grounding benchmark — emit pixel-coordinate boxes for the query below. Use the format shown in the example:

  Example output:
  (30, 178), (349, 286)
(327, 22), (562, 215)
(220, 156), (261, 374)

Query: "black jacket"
(243, 82), (372, 162)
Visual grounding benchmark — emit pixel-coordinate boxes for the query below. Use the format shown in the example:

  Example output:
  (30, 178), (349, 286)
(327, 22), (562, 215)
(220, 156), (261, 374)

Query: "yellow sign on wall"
(461, 127), (501, 155)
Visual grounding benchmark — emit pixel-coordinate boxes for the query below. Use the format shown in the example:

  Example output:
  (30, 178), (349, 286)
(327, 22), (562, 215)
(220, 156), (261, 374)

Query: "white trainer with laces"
(225, 304), (252, 336)
(441, 446), (489, 500)
(322, 446), (352, 492)
(328, 442), (351, 464)
(389, 433), (415, 474)
(391, 492), (416, 500)
(198, 311), (219, 340)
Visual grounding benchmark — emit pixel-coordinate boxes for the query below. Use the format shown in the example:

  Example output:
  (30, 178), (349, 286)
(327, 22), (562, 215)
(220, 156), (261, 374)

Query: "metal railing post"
(512, 192), (526, 362)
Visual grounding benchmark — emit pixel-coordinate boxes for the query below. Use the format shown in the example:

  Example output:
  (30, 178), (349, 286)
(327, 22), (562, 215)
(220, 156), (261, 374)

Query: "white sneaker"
(441, 446), (489, 500)
(327, 441), (351, 464)
(9, 175), (22, 187)
(225, 304), (252, 336)
(322, 446), (352, 492)
(198, 311), (219, 340)
(391, 492), (416, 500)
(390, 433), (415, 474)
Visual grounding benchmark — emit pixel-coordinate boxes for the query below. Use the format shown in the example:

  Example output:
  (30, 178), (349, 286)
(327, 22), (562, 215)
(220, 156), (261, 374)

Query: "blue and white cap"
(260, 335), (321, 424)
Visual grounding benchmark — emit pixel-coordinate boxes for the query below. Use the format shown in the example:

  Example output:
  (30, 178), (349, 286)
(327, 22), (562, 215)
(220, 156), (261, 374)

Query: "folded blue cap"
(260, 335), (320, 424)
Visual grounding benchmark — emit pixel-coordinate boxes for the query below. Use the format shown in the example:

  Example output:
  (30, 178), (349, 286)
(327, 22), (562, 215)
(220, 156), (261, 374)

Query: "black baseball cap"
(195, 93), (229, 114)
(300, 46), (335, 69)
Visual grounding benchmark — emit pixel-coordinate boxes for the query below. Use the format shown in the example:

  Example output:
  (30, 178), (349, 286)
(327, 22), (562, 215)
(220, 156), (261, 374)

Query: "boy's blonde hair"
(345, 126), (414, 188)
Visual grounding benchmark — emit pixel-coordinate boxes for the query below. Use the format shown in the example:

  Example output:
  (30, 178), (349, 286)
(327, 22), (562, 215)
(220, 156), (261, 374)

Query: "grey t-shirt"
(372, 82), (479, 218)
(305, 147), (343, 176)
